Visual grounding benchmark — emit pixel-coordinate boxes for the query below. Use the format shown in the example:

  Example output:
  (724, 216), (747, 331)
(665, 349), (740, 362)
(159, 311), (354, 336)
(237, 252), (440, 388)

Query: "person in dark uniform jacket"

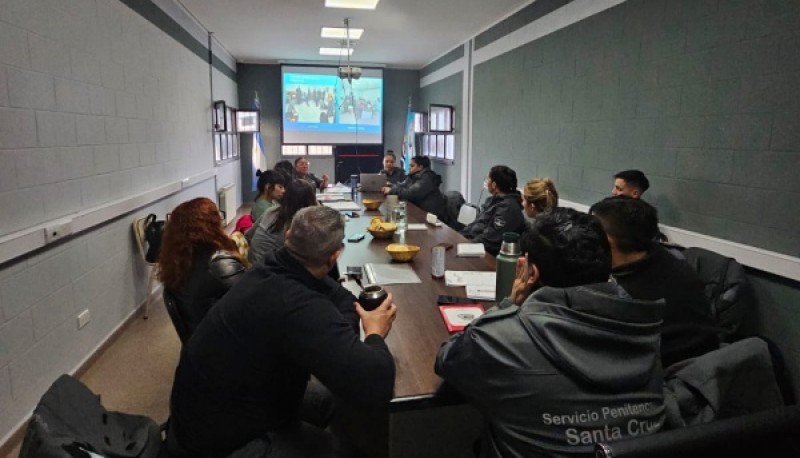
(382, 155), (449, 223)
(164, 206), (397, 457)
(379, 151), (406, 185)
(460, 165), (526, 255)
(590, 196), (720, 367)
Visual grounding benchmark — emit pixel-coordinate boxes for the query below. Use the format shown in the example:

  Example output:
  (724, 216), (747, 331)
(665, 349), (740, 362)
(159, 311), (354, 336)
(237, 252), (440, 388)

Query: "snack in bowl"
(362, 198), (382, 211)
(386, 243), (421, 262)
(367, 217), (397, 239)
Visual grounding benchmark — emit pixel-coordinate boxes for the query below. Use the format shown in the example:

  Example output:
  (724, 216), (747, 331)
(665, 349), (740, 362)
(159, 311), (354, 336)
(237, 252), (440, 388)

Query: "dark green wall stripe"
(474, 0), (572, 50)
(118, 0), (237, 81)
(421, 45), (465, 77)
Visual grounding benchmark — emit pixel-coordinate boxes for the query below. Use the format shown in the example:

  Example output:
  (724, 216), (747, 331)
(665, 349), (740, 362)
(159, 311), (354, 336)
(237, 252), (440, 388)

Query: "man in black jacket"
(459, 165), (526, 255)
(437, 209), (666, 458)
(590, 196), (720, 367)
(165, 206), (397, 458)
(382, 155), (449, 223)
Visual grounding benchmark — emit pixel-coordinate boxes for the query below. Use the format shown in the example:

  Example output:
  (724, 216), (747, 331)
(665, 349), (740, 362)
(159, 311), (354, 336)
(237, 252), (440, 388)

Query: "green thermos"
(495, 232), (521, 303)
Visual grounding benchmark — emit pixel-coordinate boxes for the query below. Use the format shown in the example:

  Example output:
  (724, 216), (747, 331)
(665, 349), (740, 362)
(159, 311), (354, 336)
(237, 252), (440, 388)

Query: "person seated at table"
(247, 179), (317, 266)
(436, 208), (666, 458)
(381, 155), (449, 223)
(295, 157), (329, 191)
(274, 159), (296, 179)
(379, 151), (406, 185)
(521, 177), (558, 219)
(157, 197), (248, 338)
(251, 169), (288, 222)
(612, 169), (649, 199)
(163, 206), (397, 458)
(459, 165), (525, 255)
(590, 196), (720, 367)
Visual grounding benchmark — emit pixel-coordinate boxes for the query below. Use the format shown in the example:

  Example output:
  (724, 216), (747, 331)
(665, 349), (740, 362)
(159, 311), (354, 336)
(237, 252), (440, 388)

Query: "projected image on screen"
(282, 66), (383, 144)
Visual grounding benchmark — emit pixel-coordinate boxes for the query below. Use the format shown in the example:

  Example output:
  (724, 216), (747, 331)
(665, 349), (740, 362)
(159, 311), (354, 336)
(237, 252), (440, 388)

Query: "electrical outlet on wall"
(44, 219), (73, 244)
(77, 309), (91, 329)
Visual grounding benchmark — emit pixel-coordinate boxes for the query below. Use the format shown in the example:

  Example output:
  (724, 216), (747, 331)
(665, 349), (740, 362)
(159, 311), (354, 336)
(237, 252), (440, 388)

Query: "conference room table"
(334, 193), (495, 457)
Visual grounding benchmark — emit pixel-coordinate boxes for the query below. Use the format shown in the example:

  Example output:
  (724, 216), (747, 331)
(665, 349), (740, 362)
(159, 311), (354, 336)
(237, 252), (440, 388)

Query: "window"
(281, 144), (334, 156)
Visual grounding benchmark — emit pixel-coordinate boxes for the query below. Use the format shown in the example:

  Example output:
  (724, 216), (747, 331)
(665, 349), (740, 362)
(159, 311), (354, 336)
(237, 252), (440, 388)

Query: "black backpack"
(18, 375), (161, 458)
(143, 214), (166, 263)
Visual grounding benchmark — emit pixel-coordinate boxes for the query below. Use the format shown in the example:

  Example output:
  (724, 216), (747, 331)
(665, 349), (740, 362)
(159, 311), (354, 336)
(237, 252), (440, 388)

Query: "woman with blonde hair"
(158, 197), (248, 338)
(522, 178), (559, 218)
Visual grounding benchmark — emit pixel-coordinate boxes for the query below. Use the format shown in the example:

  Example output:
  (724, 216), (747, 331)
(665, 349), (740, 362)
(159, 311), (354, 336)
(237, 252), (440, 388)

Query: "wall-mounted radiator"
(218, 184), (237, 225)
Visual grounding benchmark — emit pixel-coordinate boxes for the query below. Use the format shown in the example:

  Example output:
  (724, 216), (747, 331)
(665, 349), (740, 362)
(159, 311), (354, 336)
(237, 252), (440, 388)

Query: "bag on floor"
(18, 374), (161, 458)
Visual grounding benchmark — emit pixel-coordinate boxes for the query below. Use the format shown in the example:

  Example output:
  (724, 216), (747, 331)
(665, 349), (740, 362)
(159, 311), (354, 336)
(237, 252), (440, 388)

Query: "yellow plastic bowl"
(368, 225), (397, 239)
(362, 198), (382, 211)
(386, 243), (420, 262)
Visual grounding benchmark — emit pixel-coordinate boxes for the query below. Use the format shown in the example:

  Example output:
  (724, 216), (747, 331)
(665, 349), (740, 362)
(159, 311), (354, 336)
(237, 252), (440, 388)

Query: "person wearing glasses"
(460, 165), (526, 256)
(294, 157), (329, 191)
(157, 197), (248, 338)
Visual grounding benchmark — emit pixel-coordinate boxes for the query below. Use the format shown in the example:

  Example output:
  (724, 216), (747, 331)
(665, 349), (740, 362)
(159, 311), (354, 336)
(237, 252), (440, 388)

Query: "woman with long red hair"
(158, 197), (248, 337)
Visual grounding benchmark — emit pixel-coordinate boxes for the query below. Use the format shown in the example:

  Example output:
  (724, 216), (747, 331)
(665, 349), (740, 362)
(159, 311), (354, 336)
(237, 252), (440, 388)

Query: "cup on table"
(385, 195), (399, 220)
(358, 284), (388, 311)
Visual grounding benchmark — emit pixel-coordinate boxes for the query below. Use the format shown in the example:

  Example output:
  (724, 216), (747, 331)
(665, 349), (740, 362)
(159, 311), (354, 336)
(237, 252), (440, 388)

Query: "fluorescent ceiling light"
(319, 47), (354, 56)
(321, 27), (364, 40)
(325, 0), (379, 10)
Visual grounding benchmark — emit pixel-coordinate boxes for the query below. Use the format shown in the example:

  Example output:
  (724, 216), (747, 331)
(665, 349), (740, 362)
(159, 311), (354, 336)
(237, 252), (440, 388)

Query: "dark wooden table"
(332, 193), (493, 457)
(337, 193), (496, 406)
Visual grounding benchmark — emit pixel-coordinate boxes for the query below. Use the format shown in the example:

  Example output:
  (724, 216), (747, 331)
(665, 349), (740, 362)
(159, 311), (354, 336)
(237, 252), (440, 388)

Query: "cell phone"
(437, 295), (479, 305)
(346, 211), (360, 218)
(346, 266), (363, 277)
(347, 233), (365, 242)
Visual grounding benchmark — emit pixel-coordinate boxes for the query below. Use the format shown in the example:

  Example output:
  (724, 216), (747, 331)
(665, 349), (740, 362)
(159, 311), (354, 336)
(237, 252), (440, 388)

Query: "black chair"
(163, 290), (191, 345)
(594, 404), (800, 458)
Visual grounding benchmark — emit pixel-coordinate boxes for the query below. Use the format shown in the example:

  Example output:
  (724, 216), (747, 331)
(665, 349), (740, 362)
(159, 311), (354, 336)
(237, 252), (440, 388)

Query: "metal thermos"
(350, 174), (358, 199)
(495, 232), (521, 303)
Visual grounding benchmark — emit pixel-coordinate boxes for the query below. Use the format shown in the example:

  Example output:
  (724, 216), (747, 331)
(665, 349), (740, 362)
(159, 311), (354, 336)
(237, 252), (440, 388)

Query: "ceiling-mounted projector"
(338, 66), (362, 81)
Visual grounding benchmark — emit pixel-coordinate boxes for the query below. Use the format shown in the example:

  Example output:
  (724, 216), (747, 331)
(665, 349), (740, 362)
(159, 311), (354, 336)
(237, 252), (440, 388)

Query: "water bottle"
(350, 174), (358, 200)
(392, 201), (407, 231)
(431, 245), (446, 279)
(495, 232), (521, 303)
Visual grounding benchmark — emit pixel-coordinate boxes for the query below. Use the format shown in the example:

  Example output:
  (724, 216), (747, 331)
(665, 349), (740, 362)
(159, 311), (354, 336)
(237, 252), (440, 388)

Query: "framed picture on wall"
(213, 101), (227, 132)
(214, 135), (222, 161)
(445, 135), (455, 160)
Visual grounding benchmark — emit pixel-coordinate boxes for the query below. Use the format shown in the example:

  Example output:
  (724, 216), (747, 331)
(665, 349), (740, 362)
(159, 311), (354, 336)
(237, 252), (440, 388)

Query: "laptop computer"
(359, 173), (388, 192)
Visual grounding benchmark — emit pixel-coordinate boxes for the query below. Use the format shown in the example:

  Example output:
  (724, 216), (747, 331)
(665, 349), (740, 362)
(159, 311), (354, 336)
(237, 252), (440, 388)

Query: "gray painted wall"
(419, 72), (463, 194)
(444, 0), (800, 398)
(0, 0), (237, 441)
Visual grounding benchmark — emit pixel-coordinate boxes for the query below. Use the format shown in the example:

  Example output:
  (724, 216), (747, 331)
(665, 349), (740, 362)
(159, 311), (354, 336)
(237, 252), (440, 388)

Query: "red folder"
(438, 304), (486, 333)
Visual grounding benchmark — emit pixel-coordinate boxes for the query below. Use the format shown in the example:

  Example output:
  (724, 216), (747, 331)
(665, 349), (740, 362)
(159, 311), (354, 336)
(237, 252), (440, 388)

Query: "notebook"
(360, 173), (387, 192)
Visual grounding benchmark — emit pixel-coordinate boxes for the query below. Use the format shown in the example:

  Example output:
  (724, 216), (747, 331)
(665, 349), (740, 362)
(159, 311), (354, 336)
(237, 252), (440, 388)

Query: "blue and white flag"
(402, 97), (414, 173)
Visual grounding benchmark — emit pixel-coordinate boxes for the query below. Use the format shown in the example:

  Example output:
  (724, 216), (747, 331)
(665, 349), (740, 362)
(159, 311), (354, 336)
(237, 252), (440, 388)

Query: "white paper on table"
(406, 223), (427, 231)
(466, 285), (495, 300)
(325, 183), (352, 193)
(445, 270), (496, 287)
(322, 201), (361, 211)
(364, 263), (422, 285)
(317, 193), (347, 202)
(457, 243), (486, 257)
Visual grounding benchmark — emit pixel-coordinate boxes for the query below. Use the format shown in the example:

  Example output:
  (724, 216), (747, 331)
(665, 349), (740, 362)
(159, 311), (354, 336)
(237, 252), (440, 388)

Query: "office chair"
(162, 290), (192, 345)
(594, 404), (800, 458)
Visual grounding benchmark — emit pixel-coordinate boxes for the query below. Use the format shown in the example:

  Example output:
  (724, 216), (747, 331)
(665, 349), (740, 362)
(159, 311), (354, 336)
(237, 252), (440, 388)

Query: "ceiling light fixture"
(324, 0), (379, 10)
(320, 47), (354, 56)
(321, 27), (364, 40)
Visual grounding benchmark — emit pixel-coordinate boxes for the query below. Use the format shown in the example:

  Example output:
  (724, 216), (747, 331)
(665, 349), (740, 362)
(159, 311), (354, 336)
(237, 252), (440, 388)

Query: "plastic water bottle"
(495, 232), (520, 303)
(393, 201), (407, 231)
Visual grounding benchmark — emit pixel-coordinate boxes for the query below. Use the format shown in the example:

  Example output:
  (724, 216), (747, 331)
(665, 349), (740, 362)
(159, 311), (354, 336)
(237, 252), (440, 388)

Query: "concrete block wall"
(0, 0), (237, 441)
